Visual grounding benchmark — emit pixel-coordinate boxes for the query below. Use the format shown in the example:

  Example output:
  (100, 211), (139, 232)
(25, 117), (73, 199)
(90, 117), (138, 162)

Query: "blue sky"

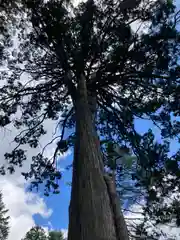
(34, 153), (72, 230)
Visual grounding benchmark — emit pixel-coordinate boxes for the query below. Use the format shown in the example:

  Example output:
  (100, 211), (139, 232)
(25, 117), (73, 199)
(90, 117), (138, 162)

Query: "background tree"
(0, 191), (9, 240)
(0, 0), (180, 240)
(49, 230), (64, 240)
(21, 227), (65, 240)
(103, 138), (180, 239)
(21, 226), (48, 240)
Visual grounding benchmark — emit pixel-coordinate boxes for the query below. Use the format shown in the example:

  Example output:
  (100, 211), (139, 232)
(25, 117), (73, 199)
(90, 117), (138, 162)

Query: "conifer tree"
(0, 1), (180, 239)
(0, 191), (9, 240)
(22, 226), (48, 240)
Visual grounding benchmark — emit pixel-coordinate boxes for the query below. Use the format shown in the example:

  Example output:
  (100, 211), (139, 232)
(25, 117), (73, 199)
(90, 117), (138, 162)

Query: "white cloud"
(0, 179), (52, 240)
(0, 18), (71, 238)
(61, 228), (68, 239)
(0, 116), (67, 240)
(73, 0), (85, 7)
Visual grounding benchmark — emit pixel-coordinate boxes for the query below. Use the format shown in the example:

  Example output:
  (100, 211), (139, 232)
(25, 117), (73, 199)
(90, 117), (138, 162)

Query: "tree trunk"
(87, 84), (129, 240)
(68, 74), (116, 240)
(104, 173), (129, 240)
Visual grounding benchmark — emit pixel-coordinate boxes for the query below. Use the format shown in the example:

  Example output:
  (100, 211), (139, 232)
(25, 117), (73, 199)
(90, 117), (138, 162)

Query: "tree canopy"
(0, 0), (179, 192)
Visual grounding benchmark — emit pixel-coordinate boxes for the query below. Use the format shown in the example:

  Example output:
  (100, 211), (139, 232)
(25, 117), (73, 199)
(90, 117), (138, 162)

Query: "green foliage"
(123, 131), (180, 239)
(22, 227), (64, 240)
(21, 226), (48, 240)
(101, 140), (134, 170)
(0, 191), (9, 240)
(49, 231), (64, 240)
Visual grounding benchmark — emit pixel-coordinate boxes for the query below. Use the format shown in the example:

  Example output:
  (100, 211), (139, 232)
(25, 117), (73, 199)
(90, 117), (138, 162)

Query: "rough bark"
(88, 85), (129, 240)
(68, 74), (116, 240)
(104, 173), (129, 240)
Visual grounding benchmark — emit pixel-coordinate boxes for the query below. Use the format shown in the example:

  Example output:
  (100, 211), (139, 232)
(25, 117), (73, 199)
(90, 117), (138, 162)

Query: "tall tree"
(0, 0), (180, 240)
(0, 191), (9, 240)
